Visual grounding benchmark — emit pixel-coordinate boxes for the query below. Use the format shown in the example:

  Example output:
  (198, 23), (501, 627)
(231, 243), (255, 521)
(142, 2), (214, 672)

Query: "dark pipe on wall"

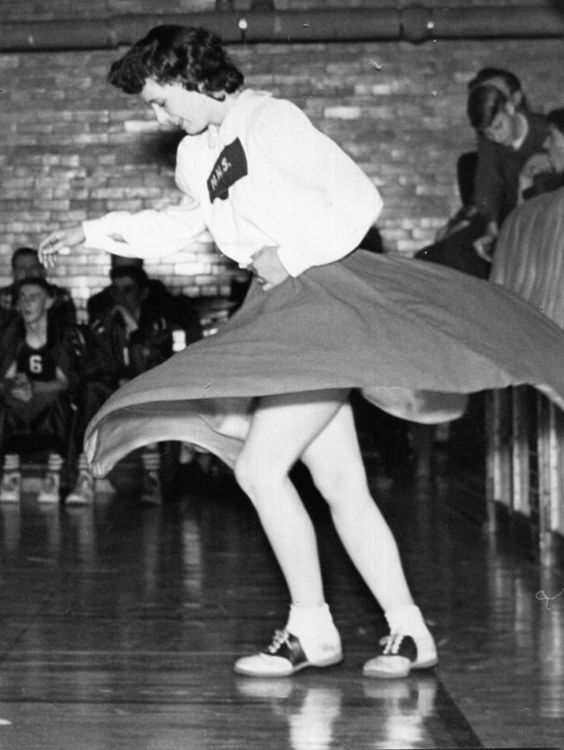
(0, 5), (563, 52)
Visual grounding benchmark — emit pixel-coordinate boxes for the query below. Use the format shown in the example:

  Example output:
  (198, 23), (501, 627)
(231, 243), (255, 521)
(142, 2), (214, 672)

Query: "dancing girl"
(40, 25), (564, 679)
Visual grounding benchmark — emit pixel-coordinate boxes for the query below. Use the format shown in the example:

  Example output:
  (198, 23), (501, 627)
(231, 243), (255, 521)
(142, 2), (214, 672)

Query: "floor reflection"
(235, 675), (440, 750)
(0, 460), (563, 749)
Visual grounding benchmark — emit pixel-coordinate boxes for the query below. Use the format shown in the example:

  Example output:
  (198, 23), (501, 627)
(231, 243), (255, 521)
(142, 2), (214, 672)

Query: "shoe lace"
(265, 629), (291, 655)
(379, 633), (405, 656)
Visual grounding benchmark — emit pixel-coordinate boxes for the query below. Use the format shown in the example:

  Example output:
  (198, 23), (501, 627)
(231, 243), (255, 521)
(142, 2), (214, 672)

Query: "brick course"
(1, 2), (563, 311)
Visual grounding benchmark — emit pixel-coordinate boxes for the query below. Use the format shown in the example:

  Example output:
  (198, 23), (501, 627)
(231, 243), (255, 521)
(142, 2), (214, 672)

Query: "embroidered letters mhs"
(207, 138), (248, 202)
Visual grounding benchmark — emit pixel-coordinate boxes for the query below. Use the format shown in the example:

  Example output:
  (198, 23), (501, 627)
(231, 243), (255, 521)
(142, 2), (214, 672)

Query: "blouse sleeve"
(248, 99), (383, 276)
(82, 147), (212, 258)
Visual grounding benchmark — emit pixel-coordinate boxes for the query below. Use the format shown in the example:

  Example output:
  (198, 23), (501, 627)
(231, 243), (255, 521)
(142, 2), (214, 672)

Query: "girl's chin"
(183, 124), (208, 135)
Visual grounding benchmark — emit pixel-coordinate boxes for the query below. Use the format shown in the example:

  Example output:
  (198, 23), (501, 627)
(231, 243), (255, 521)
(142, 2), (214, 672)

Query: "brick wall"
(1, 2), (563, 313)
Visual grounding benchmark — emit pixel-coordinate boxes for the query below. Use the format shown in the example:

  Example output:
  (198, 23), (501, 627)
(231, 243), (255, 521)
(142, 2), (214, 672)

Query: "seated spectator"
(88, 264), (179, 504)
(89, 265), (174, 384)
(519, 108), (564, 201)
(467, 84), (548, 260)
(436, 68), (527, 242)
(88, 255), (202, 348)
(415, 67), (529, 278)
(413, 68), (534, 478)
(415, 151), (490, 278)
(0, 246), (77, 328)
(0, 277), (87, 504)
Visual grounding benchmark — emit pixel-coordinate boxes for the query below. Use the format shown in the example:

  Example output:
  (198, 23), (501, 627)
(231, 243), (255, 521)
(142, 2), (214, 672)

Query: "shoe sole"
(363, 656), (438, 680)
(65, 497), (91, 505)
(234, 653), (343, 678)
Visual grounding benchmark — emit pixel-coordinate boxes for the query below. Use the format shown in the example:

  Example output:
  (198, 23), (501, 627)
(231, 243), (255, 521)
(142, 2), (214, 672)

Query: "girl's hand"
(248, 246), (289, 291)
(39, 225), (86, 268)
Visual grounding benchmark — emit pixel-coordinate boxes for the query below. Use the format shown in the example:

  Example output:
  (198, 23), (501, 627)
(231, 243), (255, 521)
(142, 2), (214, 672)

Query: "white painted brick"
(323, 106), (361, 120)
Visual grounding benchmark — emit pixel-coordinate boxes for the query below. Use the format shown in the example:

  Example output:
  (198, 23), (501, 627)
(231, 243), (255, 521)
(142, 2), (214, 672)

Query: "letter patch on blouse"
(207, 138), (248, 202)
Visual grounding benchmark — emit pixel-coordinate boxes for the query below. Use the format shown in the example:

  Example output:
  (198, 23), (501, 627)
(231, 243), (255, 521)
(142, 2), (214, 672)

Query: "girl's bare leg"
(301, 400), (412, 611)
(233, 389), (347, 606)
(233, 389), (348, 676)
(301, 401), (437, 678)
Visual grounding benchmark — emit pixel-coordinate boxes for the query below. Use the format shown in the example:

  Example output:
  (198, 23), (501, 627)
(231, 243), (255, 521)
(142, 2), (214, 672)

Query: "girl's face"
(545, 124), (564, 172)
(140, 79), (224, 135)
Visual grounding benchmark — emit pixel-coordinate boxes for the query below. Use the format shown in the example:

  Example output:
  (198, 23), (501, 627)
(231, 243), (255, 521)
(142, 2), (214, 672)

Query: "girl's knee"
(233, 450), (285, 500)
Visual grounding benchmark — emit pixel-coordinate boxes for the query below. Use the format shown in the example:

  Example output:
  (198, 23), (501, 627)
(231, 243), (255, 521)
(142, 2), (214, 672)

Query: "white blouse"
(82, 89), (383, 277)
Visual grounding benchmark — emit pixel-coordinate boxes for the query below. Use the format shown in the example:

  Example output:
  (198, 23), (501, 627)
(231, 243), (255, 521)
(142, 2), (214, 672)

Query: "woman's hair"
(547, 108), (564, 135)
(107, 25), (244, 97)
(467, 84), (509, 131)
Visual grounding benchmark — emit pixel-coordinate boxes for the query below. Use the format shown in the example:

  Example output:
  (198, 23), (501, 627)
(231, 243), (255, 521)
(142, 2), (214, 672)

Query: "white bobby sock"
(285, 603), (341, 662)
(385, 604), (431, 638)
(287, 603), (338, 638)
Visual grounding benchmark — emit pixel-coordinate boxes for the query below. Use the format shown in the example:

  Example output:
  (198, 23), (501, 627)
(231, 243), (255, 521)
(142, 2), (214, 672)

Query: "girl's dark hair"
(547, 108), (564, 135)
(107, 25), (244, 97)
(467, 84), (509, 132)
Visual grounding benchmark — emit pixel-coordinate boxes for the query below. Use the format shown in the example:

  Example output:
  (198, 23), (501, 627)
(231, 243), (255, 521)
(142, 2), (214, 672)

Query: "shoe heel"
(312, 653), (343, 669)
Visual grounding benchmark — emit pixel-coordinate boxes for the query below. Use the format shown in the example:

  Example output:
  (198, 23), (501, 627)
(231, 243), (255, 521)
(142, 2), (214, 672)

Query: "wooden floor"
(0, 431), (563, 749)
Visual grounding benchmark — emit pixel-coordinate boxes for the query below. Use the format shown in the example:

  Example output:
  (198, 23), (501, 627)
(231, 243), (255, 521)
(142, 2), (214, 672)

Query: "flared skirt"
(84, 251), (564, 476)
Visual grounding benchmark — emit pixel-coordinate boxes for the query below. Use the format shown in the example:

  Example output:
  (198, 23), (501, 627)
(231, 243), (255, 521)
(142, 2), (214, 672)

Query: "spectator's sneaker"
(37, 472), (61, 504)
(363, 633), (438, 679)
(0, 472), (22, 503)
(234, 628), (343, 677)
(139, 470), (162, 506)
(65, 471), (94, 505)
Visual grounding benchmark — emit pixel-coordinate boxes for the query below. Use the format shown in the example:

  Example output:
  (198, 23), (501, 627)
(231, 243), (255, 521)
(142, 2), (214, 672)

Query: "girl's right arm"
(40, 145), (211, 266)
(39, 225), (86, 268)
